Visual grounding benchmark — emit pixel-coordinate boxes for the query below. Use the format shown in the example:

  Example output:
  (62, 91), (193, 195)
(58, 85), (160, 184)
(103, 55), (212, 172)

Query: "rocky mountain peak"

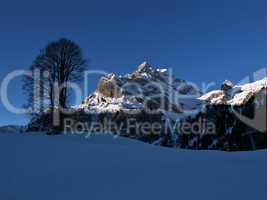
(221, 80), (234, 91)
(136, 61), (153, 73)
(77, 62), (201, 118)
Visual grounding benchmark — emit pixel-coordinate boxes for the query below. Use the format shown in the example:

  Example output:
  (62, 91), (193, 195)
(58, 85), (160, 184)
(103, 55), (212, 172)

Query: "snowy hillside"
(1, 133), (267, 200)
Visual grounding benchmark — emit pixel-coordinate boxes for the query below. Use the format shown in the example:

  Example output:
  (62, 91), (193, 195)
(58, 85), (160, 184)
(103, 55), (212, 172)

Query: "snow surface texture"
(199, 78), (267, 106)
(1, 133), (267, 200)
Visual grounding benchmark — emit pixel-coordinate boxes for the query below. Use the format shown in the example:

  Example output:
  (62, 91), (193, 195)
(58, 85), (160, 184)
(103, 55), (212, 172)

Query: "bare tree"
(23, 38), (87, 132)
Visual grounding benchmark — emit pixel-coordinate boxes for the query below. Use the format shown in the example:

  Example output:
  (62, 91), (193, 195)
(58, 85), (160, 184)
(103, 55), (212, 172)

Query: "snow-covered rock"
(77, 62), (202, 119)
(186, 77), (267, 151)
(63, 62), (203, 146)
(199, 78), (267, 106)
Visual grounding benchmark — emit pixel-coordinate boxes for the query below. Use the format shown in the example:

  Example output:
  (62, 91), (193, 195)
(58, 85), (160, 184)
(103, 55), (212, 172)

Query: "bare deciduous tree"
(23, 38), (87, 132)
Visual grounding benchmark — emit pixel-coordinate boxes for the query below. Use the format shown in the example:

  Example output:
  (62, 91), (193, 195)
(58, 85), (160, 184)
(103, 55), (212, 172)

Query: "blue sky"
(0, 0), (267, 125)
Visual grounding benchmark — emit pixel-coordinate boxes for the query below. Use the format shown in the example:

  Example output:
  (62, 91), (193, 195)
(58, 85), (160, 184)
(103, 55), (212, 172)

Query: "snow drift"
(0, 133), (266, 200)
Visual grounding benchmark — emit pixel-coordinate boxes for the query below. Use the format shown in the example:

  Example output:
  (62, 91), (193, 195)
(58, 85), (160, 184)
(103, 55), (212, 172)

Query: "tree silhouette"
(23, 38), (87, 132)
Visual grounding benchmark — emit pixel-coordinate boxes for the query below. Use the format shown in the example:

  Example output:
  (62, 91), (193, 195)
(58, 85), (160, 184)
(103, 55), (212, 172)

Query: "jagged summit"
(221, 80), (234, 91)
(134, 61), (168, 75)
(136, 61), (153, 73)
(77, 62), (201, 118)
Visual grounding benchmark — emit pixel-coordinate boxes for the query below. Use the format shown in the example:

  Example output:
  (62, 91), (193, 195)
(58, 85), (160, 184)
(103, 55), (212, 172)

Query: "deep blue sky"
(0, 0), (267, 125)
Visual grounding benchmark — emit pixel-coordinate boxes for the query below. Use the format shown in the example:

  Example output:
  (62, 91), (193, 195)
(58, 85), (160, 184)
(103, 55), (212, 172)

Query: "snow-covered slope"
(199, 78), (267, 106)
(0, 133), (266, 200)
